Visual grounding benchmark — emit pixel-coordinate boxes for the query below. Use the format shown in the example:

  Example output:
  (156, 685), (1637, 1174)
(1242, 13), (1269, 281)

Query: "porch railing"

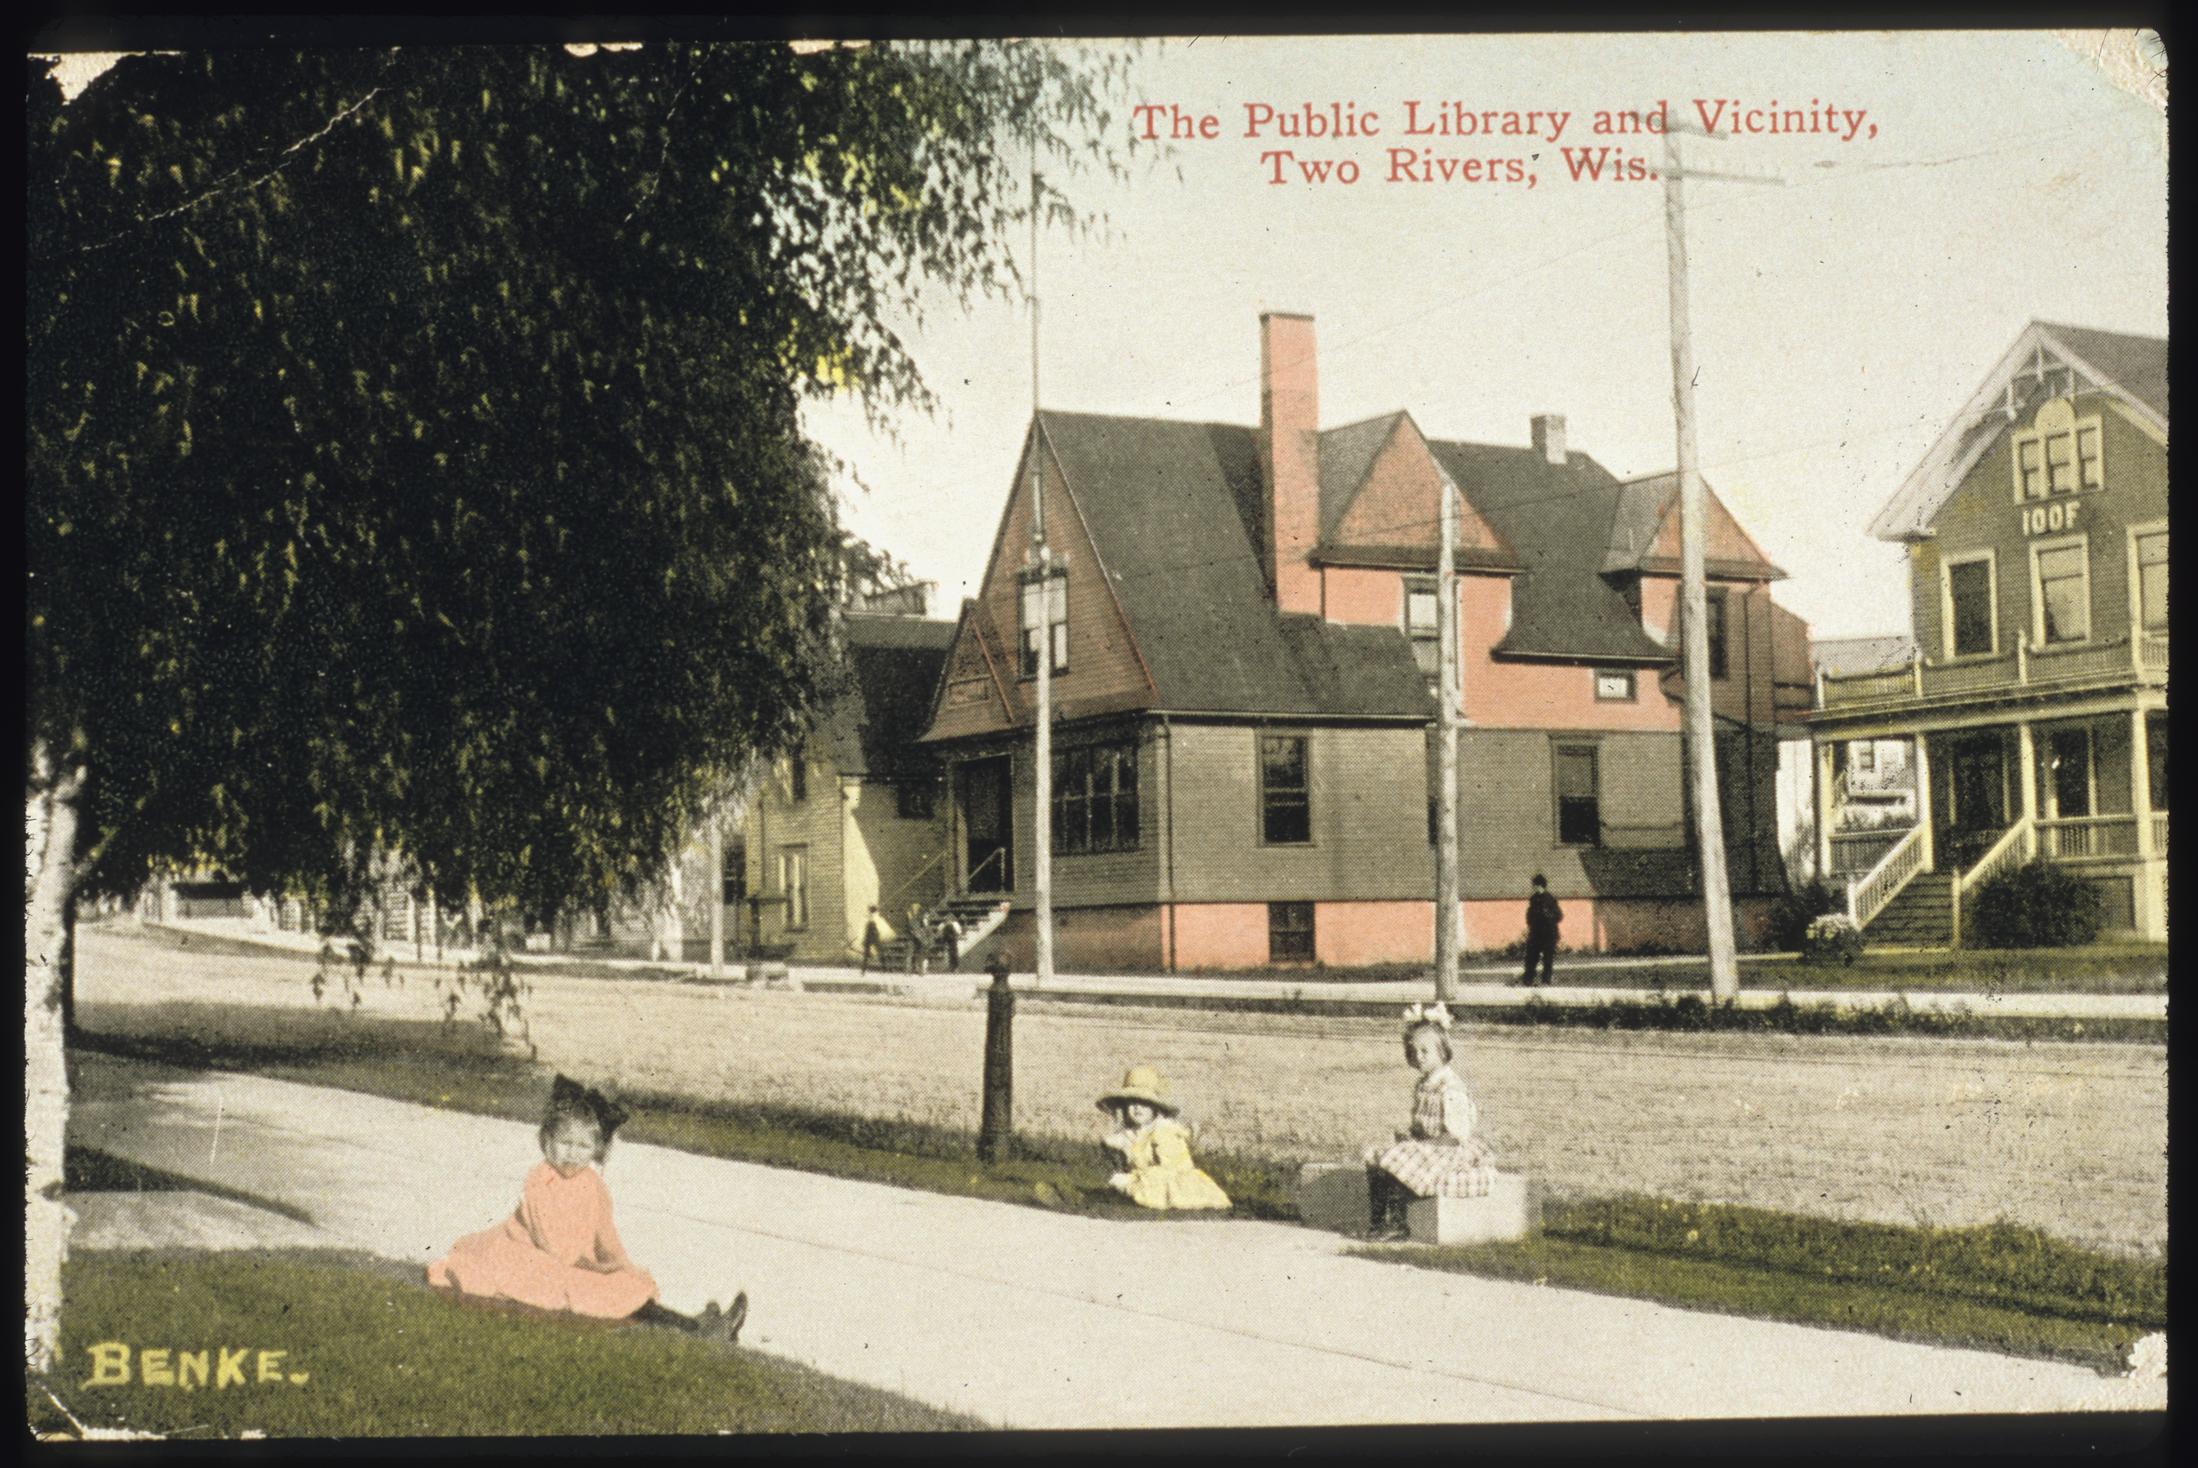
(1829, 827), (1911, 877)
(1817, 632), (2166, 712)
(1847, 822), (1928, 930)
(2035, 815), (2141, 862)
(1949, 816), (2033, 948)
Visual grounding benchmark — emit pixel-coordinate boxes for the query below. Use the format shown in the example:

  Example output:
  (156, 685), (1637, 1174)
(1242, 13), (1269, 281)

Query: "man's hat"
(1531, 873), (1549, 887)
(1096, 1065), (1179, 1115)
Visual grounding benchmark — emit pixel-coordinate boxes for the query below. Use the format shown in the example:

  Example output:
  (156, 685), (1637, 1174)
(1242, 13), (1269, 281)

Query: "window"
(1593, 669), (1635, 702)
(1853, 743), (1877, 775)
(2149, 715), (2169, 812)
(1259, 733), (1311, 845)
(1053, 743), (1140, 855)
(2011, 399), (2104, 501)
(1018, 568), (1068, 678)
(777, 847), (809, 930)
(1944, 555), (1997, 658)
(897, 779), (936, 821)
(1268, 902), (1314, 963)
(788, 758), (807, 803)
(2033, 540), (2091, 645)
(1554, 744), (1600, 847)
(1705, 591), (1729, 680)
(1403, 578), (1442, 680)
(2134, 529), (2168, 634)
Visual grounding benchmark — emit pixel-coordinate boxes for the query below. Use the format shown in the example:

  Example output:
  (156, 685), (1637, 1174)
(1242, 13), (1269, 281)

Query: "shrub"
(1802, 913), (1865, 965)
(1966, 861), (2104, 948)
(1769, 878), (1845, 952)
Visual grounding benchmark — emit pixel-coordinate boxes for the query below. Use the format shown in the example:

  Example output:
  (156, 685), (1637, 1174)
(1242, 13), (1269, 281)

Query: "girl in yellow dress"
(1095, 1066), (1231, 1211)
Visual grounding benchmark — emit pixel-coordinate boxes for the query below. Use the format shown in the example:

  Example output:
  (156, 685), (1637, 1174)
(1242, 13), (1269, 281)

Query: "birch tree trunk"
(23, 739), (85, 1374)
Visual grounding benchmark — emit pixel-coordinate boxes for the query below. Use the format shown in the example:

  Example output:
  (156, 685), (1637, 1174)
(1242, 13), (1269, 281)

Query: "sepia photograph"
(25, 21), (2167, 1443)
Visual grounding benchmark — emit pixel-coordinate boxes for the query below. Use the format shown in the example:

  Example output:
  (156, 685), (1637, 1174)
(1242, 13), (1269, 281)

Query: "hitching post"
(978, 953), (1016, 1162)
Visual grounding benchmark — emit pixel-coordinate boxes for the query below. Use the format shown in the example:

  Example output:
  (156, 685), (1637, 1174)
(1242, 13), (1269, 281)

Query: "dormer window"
(2012, 398), (2103, 501)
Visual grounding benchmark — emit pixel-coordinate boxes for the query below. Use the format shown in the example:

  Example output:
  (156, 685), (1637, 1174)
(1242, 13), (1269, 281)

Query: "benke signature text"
(81, 1343), (310, 1390)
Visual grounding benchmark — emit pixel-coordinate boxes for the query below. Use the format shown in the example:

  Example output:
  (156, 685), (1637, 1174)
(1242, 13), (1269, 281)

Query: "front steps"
(1863, 871), (1954, 946)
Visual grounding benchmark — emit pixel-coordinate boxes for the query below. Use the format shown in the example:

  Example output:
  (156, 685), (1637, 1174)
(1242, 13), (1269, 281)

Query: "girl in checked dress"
(1363, 1004), (1496, 1240)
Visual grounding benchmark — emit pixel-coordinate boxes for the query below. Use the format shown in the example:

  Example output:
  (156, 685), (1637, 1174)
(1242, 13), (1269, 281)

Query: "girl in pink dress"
(429, 1076), (745, 1341)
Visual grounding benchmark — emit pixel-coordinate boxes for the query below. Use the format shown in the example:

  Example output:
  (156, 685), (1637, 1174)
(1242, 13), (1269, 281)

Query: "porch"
(1816, 706), (2167, 943)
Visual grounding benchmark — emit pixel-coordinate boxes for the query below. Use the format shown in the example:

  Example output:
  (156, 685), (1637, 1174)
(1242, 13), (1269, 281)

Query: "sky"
(801, 31), (2168, 641)
(41, 33), (2166, 642)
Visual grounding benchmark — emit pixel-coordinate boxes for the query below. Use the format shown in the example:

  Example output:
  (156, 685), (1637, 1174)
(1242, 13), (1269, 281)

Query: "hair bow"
(551, 1074), (631, 1141)
(1401, 1002), (1453, 1031)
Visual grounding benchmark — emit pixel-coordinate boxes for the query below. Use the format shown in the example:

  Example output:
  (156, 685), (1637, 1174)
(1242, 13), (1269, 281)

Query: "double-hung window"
(1259, 734), (1311, 845)
(1018, 568), (1068, 678)
(2033, 540), (2092, 646)
(1403, 578), (1442, 681)
(2134, 528), (2168, 635)
(778, 847), (810, 930)
(1053, 743), (1140, 855)
(1943, 553), (1997, 658)
(1554, 744), (1601, 847)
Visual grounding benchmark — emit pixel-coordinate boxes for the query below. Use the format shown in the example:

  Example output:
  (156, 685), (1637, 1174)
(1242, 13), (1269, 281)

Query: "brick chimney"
(1531, 413), (1567, 465)
(1260, 312), (1322, 615)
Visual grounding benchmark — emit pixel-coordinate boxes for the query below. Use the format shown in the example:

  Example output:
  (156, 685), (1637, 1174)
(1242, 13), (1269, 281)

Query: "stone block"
(1405, 1173), (1536, 1246)
(1295, 1162), (1371, 1234)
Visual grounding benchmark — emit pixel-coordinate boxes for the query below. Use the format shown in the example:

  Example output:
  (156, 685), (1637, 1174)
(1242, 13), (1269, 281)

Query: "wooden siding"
(842, 778), (952, 949)
(1909, 394), (2167, 662)
(926, 434), (1155, 744)
(742, 753), (847, 960)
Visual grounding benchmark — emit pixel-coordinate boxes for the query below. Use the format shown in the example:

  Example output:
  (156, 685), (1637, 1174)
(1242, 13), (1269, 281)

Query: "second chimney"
(1260, 312), (1322, 616)
(1532, 413), (1567, 465)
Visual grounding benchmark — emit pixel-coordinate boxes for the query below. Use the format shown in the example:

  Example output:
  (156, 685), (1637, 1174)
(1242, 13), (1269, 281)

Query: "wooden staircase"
(1861, 871), (1954, 946)
(878, 894), (1011, 972)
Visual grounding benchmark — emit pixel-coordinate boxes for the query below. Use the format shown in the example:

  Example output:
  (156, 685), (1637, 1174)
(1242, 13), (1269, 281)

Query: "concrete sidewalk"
(66, 1053), (2161, 1429)
(146, 918), (2165, 1022)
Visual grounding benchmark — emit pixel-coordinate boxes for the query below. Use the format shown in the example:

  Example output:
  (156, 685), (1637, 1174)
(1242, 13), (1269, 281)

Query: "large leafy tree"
(24, 40), (1127, 1371)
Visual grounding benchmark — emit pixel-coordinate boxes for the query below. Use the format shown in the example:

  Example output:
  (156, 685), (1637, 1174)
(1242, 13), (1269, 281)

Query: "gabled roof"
(1424, 440), (1675, 664)
(1868, 322), (2168, 542)
(819, 614), (958, 777)
(1603, 472), (1788, 580)
(1316, 412), (1524, 573)
(1038, 410), (1433, 719)
(1811, 633), (1917, 679)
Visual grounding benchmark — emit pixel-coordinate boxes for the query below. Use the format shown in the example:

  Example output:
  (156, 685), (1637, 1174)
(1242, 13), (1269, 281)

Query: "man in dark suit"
(1516, 874), (1562, 987)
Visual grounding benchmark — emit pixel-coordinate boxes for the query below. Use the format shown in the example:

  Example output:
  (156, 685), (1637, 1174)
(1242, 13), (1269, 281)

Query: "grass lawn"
(28, 1249), (977, 1439)
(70, 1004), (1301, 1223)
(1352, 1195), (2164, 1375)
(69, 1003), (2162, 1377)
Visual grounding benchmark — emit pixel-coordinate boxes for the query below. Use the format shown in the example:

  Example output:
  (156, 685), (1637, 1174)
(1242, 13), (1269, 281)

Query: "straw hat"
(1096, 1065), (1178, 1115)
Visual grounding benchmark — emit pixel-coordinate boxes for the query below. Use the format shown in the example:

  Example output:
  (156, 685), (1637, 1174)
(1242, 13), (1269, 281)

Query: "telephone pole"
(1433, 472), (1461, 1000)
(1661, 122), (1782, 1001)
(1027, 159), (1055, 989)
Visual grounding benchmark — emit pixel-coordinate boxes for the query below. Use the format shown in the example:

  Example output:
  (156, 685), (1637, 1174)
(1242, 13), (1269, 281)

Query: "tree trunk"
(24, 740), (86, 1375)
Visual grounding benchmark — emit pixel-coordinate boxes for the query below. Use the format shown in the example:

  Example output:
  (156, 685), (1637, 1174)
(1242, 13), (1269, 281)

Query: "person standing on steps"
(936, 912), (963, 972)
(1516, 873), (1562, 987)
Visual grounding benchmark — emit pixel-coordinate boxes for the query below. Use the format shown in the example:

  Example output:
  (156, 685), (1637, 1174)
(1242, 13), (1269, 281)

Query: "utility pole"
(1661, 122), (1782, 1001)
(1433, 473), (1461, 1000)
(1027, 158), (1055, 989)
(706, 801), (725, 981)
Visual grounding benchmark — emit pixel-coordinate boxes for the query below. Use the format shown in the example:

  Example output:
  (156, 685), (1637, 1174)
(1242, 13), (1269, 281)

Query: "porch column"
(2130, 707), (2153, 858)
(1814, 740), (1836, 880)
(1910, 734), (1934, 870)
(2015, 720), (2037, 857)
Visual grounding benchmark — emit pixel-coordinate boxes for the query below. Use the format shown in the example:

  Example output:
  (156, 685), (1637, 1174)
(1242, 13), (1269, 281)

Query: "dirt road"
(72, 927), (2166, 1254)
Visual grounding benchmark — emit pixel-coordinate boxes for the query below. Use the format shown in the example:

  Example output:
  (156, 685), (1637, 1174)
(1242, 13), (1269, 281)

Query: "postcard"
(26, 25), (2167, 1443)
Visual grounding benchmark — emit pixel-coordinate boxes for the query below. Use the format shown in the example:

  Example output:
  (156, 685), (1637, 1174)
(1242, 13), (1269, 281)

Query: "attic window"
(2012, 398), (2103, 501)
(1018, 567), (1068, 679)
